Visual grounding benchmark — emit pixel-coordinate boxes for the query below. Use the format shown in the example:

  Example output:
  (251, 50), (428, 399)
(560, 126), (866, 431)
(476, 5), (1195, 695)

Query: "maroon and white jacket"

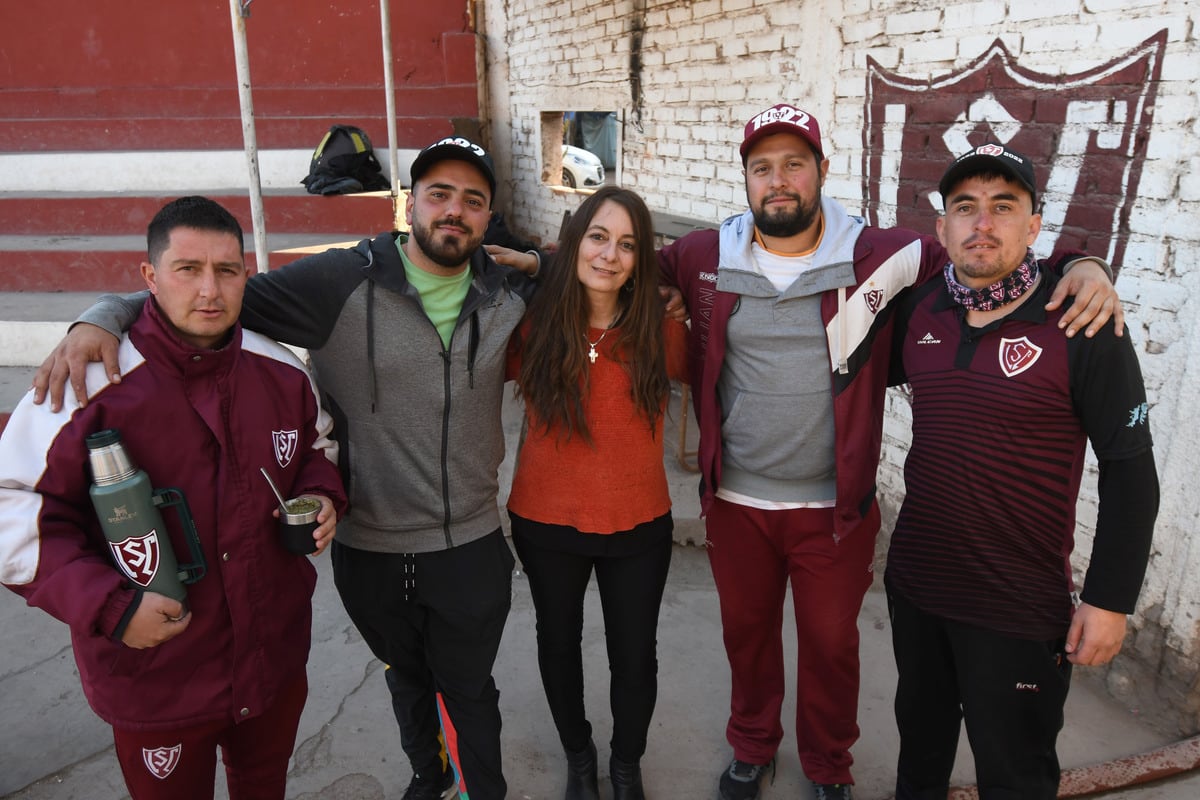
(0, 299), (346, 732)
(660, 202), (945, 540)
(659, 200), (1092, 541)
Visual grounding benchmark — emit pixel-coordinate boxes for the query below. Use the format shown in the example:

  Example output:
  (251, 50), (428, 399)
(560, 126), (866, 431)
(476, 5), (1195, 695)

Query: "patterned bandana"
(944, 250), (1040, 312)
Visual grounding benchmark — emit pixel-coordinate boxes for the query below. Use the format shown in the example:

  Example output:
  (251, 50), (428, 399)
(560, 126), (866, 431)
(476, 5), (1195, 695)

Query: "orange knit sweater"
(507, 318), (688, 534)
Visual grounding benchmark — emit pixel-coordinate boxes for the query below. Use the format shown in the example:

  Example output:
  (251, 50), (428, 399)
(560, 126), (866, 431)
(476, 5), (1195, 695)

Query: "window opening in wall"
(542, 110), (619, 190)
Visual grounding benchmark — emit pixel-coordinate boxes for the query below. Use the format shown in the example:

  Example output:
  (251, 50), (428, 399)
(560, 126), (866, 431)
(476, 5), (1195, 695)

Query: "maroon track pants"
(705, 498), (877, 785)
(111, 672), (307, 800)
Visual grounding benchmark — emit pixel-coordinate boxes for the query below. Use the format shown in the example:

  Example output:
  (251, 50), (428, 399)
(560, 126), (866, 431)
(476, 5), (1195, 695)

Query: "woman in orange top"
(506, 186), (687, 800)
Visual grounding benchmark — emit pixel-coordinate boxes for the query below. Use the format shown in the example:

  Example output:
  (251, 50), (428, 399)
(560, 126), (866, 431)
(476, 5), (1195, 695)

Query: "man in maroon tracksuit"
(0, 197), (346, 799)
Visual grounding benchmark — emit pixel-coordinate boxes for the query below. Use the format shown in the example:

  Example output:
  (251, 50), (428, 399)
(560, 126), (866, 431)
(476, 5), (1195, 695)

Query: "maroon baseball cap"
(739, 104), (825, 164)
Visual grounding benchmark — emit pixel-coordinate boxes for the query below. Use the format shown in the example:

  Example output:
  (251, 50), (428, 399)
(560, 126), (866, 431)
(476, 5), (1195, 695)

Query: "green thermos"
(86, 429), (206, 611)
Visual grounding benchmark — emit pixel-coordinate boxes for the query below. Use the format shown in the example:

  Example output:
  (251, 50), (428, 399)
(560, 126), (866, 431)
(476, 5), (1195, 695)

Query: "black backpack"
(301, 124), (391, 195)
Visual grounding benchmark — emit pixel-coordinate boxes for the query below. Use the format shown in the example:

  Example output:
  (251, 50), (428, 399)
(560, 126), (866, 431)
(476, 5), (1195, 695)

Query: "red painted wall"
(0, 1), (480, 151)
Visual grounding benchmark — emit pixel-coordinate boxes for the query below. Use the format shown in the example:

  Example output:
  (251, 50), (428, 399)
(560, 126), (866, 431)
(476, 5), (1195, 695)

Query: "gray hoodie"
(712, 202), (865, 503)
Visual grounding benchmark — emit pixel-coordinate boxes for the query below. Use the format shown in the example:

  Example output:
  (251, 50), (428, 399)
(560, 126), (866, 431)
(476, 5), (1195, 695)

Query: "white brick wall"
(943, 2), (1007, 30)
(885, 10), (943, 36)
(1009, 0), (1090, 21)
(483, 0), (1200, 732)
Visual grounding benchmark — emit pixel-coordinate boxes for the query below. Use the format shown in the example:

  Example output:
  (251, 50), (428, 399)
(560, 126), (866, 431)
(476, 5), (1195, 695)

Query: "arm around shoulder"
(32, 292), (141, 410)
(664, 317), (689, 382)
(656, 227), (724, 291)
(77, 291), (148, 337)
(1048, 256), (1124, 338)
(240, 241), (376, 349)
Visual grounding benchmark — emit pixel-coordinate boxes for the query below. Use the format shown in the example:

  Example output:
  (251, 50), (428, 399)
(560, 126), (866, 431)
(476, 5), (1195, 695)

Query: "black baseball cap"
(409, 136), (496, 197)
(939, 142), (1037, 208)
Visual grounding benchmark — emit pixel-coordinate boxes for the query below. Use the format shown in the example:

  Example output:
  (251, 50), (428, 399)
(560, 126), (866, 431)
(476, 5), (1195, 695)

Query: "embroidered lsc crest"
(142, 744), (182, 779)
(999, 336), (1043, 378)
(272, 429), (299, 468)
(108, 530), (162, 586)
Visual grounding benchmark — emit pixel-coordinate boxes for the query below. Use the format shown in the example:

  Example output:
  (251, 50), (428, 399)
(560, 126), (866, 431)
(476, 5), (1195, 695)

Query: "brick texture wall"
(483, 0), (1200, 734)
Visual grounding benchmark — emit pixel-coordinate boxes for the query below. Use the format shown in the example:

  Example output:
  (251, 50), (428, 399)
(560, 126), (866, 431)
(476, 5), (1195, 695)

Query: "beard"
(752, 190), (822, 238)
(410, 214), (482, 269)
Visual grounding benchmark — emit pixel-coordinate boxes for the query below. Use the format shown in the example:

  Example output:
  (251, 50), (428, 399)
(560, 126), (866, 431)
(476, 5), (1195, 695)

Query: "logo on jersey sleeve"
(108, 531), (162, 586)
(998, 336), (1043, 377)
(1127, 402), (1149, 428)
(273, 429), (299, 468)
(143, 744), (182, 779)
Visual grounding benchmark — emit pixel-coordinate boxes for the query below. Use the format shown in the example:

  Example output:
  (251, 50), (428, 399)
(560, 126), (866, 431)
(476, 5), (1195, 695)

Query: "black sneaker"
(718, 758), (774, 800)
(811, 782), (853, 800)
(401, 764), (456, 800)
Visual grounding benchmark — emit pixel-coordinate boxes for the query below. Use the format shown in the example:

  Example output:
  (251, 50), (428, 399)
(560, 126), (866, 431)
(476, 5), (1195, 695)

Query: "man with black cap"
(658, 107), (1123, 800)
(884, 143), (1158, 799)
(30, 135), (537, 800)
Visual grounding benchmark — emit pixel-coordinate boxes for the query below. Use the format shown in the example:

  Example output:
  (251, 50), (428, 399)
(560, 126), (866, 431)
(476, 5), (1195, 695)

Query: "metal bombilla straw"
(259, 467), (290, 515)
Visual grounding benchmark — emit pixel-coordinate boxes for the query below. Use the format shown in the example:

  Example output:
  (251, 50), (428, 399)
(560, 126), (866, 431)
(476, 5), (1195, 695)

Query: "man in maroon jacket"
(0, 196), (346, 800)
(658, 105), (1122, 800)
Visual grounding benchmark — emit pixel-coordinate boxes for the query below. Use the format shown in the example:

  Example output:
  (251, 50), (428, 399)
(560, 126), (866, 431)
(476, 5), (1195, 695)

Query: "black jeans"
(333, 530), (514, 800)
(510, 511), (673, 763)
(887, 588), (1072, 800)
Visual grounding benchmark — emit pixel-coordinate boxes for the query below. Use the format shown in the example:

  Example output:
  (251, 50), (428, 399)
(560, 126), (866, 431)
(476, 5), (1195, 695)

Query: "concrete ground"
(2, 389), (1198, 800)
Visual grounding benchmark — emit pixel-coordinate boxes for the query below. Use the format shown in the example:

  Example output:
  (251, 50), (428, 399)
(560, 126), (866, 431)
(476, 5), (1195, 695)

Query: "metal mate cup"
(280, 496), (320, 555)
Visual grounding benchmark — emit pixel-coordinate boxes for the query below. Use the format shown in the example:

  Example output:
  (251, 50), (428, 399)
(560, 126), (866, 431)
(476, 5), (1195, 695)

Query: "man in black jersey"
(885, 143), (1159, 800)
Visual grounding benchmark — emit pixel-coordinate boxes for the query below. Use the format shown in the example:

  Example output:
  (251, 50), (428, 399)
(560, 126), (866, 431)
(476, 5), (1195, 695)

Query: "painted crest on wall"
(862, 32), (1166, 272)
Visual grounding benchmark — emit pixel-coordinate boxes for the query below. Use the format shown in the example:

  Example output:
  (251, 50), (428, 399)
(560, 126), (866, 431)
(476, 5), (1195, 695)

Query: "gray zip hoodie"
(713, 203), (865, 503)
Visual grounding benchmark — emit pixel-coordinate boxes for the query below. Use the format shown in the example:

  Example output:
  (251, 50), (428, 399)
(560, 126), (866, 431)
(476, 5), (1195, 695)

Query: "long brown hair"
(517, 186), (669, 443)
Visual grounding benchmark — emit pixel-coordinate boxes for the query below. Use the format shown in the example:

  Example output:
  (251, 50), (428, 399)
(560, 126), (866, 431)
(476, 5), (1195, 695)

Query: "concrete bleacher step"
(0, 293), (109, 433)
(0, 189), (401, 291)
(0, 189), (398, 236)
(0, 366), (35, 434)
(0, 233), (368, 291)
(0, 292), (99, 366)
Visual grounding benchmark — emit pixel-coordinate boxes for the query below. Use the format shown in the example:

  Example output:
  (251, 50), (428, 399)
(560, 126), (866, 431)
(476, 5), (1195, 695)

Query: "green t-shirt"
(397, 239), (472, 350)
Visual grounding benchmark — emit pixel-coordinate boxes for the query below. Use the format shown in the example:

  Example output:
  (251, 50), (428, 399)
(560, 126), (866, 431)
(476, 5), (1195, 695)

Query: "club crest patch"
(142, 744), (182, 779)
(272, 429), (299, 468)
(108, 530), (162, 587)
(863, 288), (885, 314)
(999, 336), (1043, 377)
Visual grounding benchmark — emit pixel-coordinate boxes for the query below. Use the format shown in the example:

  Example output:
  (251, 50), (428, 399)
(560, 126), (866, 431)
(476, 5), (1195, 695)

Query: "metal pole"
(380, 0), (400, 206)
(229, 0), (270, 273)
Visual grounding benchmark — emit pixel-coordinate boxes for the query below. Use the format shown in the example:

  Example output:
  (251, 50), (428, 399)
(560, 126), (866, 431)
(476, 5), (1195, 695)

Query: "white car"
(562, 145), (604, 188)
